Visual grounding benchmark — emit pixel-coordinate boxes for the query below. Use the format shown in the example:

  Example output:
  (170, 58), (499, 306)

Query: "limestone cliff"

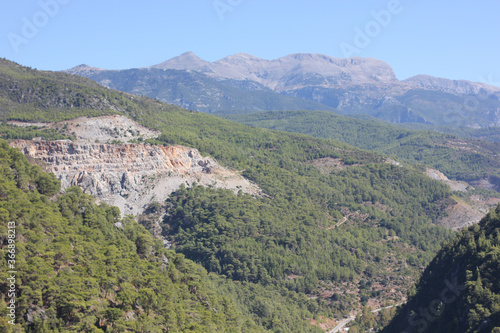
(9, 116), (260, 216)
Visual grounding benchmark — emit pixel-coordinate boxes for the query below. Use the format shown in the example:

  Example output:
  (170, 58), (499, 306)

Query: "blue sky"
(1, 0), (499, 84)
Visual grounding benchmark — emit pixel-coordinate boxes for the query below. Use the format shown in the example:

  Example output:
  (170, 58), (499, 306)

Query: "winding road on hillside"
(328, 303), (405, 333)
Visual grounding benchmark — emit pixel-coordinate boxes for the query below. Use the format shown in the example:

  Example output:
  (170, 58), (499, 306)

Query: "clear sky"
(1, 0), (499, 84)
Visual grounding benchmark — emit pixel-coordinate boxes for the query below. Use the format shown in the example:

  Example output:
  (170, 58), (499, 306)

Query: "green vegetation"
(129, 99), (455, 312)
(164, 164), (452, 288)
(221, 110), (500, 183)
(0, 58), (125, 122)
(0, 140), (265, 332)
(348, 306), (396, 333)
(0, 58), (473, 331)
(395, 122), (500, 143)
(442, 126), (500, 143)
(68, 57), (500, 130)
(72, 67), (335, 113)
(0, 123), (73, 141)
(383, 205), (500, 333)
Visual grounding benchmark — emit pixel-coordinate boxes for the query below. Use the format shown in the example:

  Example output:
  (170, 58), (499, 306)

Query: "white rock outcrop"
(10, 116), (260, 215)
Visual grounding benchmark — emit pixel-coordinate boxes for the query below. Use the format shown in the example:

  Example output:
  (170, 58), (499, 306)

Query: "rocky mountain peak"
(404, 74), (500, 95)
(145, 52), (399, 89)
(149, 51), (211, 71)
(216, 52), (265, 64)
(272, 54), (399, 87)
(63, 52), (500, 127)
(65, 64), (105, 76)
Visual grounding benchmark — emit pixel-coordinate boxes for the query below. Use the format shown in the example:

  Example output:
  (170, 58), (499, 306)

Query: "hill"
(64, 65), (336, 113)
(8, 115), (261, 216)
(222, 110), (500, 189)
(0, 140), (260, 332)
(382, 205), (500, 332)
(0, 57), (480, 331)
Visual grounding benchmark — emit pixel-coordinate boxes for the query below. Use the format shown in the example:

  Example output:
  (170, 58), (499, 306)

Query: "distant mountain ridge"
(66, 52), (500, 128)
(64, 66), (335, 113)
(148, 52), (401, 91)
(403, 74), (500, 95)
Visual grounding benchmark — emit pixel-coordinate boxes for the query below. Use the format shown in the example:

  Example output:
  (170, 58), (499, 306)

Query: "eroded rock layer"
(10, 119), (260, 215)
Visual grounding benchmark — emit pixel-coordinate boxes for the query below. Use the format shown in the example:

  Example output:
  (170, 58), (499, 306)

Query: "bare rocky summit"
(64, 64), (106, 76)
(149, 52), (401, 91)
(150, 51), (211, 71)
(66, 52), (500, 127)
(403, 74), (500, 95)
(9, 116), (260, 215)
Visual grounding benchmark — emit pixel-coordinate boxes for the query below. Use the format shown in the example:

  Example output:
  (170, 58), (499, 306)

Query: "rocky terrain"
(439, 199), (488, 230)
(423, 167), (500, 229)
(9, 114), (495, 229)
(9, 115), (260, 215)
(403, 74), (500, 95)
(71, 52), (500, 96)
(9, 115), (161, 143)
(425, 168), (469, 192)
(149, 52), (402, 91)
(66, 52), (500, 127)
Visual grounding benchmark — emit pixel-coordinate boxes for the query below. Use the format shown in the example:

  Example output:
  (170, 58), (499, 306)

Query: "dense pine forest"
(1, 57), (498, 332)
(0, 140), (263, 332)
(222, 110), (500, 184)
(382, 205), (500, 332)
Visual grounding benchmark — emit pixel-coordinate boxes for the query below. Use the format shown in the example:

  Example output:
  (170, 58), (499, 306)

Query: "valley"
(2, 0), (500, 331)
(0, 54), (499, 332)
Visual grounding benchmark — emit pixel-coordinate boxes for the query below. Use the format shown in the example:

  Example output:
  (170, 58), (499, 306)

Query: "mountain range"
(2, 55), (500, 331)
(66, 52), (500, 128)
(3, 56), (495, 331)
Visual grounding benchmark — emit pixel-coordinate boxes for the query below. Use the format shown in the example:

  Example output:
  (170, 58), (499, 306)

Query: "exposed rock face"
(425, 168), (469, 192)
(149, 52), (401, 91)
(403, 74), (500, 95)
(149, 51), (211, 72)
(9, 116), (260, 216)
(8, 115), (162, 144)
(60, 115), (161, 143)
(67, 52), (500, 127)
(424, 167), (500, 229)
(64, 64), (106, 76)
(439, 201), (489, 231)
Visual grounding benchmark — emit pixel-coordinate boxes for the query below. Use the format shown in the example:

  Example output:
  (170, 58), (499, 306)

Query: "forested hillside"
(0, 58), (472, 331)
(382, 205), (500, 332)
(222, 110), (500, 186)
(0, 140), (264, 332)
(64, 66), (335, 113)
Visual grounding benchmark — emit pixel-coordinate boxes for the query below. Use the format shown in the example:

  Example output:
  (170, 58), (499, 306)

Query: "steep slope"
(9, 115), (259, 216)
(382, 205), (500, 333)
(0, 140), (259, 332)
